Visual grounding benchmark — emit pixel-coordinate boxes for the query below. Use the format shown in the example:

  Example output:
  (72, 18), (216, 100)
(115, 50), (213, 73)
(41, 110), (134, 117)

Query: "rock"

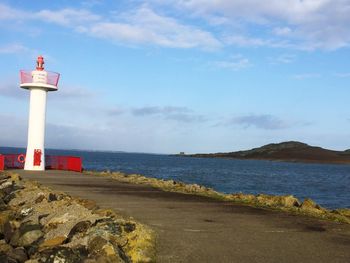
(46, 213), (73, 227)
(0, 239), (13, 254)
(334, 208), (350, 218)
(4, 220), (20, 243)
(8, 247), (28, 263)
(48, 193), (57, 202)
(11, 224), (43, 247)
(20, 207), (33, 217)
(34, 193), (46, 204)
(0, 198), (8, 211)
(123, 223), (135, 233)
(0, 210), (13, 237)
(0, 181), (13, 190)
(3, 191), (18, 204)
(300, 198), (324, 214)
(0, 254), (17, 263)
(95, 219), (121, 236)
(39, 236), (66, 250)
(67, 221), (91, 241)
(88, 237), (125, 263)
(88, 236), (108, 253)
(256, 194), (300, 208)
(279, 195), (300, 208)
(99, 243), (125, 263)
(39, 246), (88, 263)
(17, 229), (44, 247)
(227, 193), (256, 203)
(9, 173), (21, 183)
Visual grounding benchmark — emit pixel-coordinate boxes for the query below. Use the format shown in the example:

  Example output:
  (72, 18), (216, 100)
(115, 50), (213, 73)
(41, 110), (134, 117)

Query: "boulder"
(48, 193), (57, 202)
(4, 220), (20, 243)
(0, 210), (13, 237)
(8, 247), (28, 263)
(11, 224), (43, 247)
(17, 229), (44, 247)
(300, 198), (324, 214)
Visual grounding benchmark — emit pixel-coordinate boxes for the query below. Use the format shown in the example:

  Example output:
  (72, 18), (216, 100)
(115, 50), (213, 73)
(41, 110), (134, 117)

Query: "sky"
(0, 0), (350, 154)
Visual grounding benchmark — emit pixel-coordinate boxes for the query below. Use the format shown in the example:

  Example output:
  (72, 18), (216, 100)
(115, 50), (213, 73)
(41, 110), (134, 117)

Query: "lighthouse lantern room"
(20, 56), (60, 171)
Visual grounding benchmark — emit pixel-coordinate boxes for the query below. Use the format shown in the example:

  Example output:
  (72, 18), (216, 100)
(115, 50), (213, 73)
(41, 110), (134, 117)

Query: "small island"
(179, 141), (350, 164)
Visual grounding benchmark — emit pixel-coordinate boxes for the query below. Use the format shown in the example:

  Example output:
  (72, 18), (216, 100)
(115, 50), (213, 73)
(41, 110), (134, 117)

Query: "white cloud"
(35, 8), (101, 27)
(273, 27), (293, 37)
(221, 114), (288, 130)
(269, 54), (296, 64)
(0, 3), (26, 20)
(293, 73), (321, 79)
(334, 72), (350, 78)
(0, 3), (221, 50)
(212, 54), (251, 71)
(131, 106), (206, 123)
(164, 0), (350, 50)
(0, 43), (29, 54)
(88, 7), (221, 49)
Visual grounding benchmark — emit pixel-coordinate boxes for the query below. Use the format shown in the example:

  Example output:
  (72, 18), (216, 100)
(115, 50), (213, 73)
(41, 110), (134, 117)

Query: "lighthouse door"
(33, 149), (42, 166)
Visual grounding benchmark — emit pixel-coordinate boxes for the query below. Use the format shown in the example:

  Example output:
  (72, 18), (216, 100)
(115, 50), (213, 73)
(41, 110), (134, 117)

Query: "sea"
(1, 146), (349, 209)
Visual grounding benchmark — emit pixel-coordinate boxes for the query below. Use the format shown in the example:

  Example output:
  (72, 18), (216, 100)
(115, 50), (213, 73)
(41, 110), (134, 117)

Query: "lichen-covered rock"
(256, 194), (300, 208)
(39, 246), (88, 263)
(334, 208), (350, 218)
(226, 193), (256, 203)
(301, 198), (325, 214)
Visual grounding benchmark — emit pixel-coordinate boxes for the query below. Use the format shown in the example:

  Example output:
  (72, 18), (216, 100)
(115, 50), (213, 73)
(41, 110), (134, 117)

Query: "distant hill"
(182, 141), (350, 164)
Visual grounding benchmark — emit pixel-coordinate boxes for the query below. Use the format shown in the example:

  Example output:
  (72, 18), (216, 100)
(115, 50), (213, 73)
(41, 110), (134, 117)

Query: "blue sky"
(1, 0), (350, 153)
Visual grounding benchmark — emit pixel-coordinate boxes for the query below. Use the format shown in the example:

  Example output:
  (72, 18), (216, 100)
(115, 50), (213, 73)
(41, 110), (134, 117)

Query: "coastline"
(15, 169), (350, 262)
(86, 170), (350, 225)
(0, 171), (156, 262)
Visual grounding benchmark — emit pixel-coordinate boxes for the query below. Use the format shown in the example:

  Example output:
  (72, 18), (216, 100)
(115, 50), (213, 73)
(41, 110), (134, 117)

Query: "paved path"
(17, 170), (350, 263)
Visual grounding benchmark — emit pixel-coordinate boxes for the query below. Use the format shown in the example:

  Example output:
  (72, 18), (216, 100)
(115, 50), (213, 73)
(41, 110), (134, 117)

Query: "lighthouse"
(20, 56), (60, 171)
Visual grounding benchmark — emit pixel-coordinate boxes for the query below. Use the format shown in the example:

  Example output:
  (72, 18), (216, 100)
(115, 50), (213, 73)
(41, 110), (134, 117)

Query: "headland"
(180, 141), (350, 164)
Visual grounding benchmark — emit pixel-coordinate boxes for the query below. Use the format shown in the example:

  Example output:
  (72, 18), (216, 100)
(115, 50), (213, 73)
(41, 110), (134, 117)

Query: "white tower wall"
(24, 88), (47, 170)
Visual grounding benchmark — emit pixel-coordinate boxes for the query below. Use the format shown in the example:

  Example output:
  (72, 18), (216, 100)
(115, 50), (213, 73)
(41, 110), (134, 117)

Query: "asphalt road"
(17, 170), (350, 263)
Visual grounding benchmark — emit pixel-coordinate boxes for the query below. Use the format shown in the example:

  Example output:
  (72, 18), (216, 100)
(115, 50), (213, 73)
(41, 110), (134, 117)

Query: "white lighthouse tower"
(20, 56), (60, 171)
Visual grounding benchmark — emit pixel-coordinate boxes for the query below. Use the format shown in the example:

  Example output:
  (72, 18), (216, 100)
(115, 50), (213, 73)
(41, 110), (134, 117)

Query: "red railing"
(0, 154), (82, 172)
(46, 155), (82, 172)
(20, 70), (60, 87)
(2, 154), (25, 170)
(0, 155), (4, 171)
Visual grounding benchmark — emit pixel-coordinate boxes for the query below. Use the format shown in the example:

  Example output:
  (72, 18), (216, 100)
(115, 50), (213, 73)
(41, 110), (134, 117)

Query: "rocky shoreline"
(0, 171), (156, 263)
(88, 171), (350, 225)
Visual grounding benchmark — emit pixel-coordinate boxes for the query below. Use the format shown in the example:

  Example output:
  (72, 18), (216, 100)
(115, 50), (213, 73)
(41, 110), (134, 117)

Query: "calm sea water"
(1, 146), (350, 209)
